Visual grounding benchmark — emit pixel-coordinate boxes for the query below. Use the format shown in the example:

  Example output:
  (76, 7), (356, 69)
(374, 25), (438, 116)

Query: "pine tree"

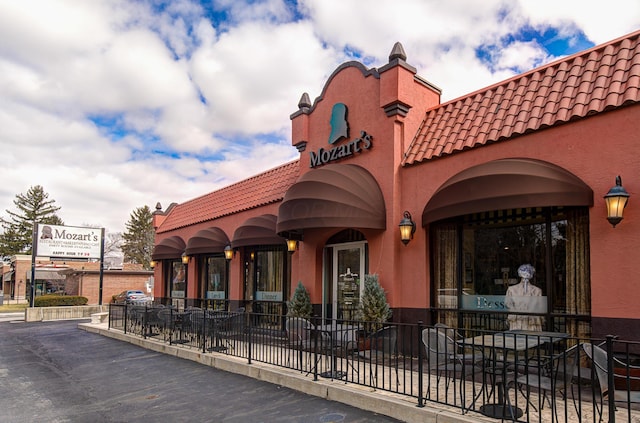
(287, 281), (312, 318)
(0, 185), (63, 255)
(121, 205), (154, 269)
(356, 274), (391, 331)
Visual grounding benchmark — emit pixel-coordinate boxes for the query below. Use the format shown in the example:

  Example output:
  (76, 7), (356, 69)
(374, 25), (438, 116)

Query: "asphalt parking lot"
(0, 320), (401, 423)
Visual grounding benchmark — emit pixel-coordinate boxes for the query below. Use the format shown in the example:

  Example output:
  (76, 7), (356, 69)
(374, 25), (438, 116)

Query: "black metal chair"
(285, 317), (314, 371)
(582, 342), (640, 422)
(423, 327), (483, 412)
(285, 317), (332, 373)
(509, 343), (581, 423)
(356, 326), (399, 388)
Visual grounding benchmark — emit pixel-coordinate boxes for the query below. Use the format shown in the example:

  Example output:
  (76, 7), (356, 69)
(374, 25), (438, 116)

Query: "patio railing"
(108, 303), (640, 423)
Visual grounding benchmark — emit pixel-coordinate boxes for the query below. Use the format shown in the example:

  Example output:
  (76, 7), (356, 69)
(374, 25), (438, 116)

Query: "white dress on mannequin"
(505, 264), (543, 331)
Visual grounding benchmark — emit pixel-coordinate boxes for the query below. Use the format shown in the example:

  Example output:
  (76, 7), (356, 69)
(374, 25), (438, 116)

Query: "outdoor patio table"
(459, 330), (569, 419)
(314, 323), (357, 379)
(171, 311), (192, 344)
(206, 311), (232, 352)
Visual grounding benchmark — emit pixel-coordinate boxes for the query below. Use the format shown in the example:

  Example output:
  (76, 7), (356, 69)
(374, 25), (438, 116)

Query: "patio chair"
(424, 327), (482, 373)
(186, 308), (206, 347)
(509, 343), (580, 422)
(582, 343), (640, 422)
(285, 317), (313, 371)
(423, 327), (483, 411)
(356, 325), (399, 388)
(285, 317), (331, 373)
(157, 308), (190, 344)
(217, 309), (247, 352)
(126, 305), (145, 333)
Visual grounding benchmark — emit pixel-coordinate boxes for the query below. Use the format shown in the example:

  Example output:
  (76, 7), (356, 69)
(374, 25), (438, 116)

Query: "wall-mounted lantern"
(149, 260), (157, 269)
(181, 252), (190, 264)
(286, 239), (298, 253)
(224, 245), (234, 260)
(399, 211), (416, 245)
(604, 176), (630, 228)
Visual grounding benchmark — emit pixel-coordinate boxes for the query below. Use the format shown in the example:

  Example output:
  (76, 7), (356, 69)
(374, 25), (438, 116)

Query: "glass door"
(332, 242), (366, 321)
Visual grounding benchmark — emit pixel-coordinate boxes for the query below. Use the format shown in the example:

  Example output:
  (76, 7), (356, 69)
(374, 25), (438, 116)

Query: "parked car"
(113, 290), (151, 305)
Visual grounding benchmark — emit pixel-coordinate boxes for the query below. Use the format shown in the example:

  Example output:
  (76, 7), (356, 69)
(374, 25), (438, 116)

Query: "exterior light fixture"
(399, 211), (416, 245)
(604, 175), (630, 228)
(286, 239), (298, 253)
(224, 245), (234, 260)
(149, 260), (156, 269)
(181, 252), (190, 264)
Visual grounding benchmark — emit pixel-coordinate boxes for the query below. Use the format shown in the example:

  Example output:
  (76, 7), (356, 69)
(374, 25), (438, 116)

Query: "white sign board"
(255, 291), (283, 301)
(35, 224), (103, 259)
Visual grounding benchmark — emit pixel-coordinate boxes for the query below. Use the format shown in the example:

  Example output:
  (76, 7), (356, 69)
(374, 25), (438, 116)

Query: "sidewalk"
(0, 312), (24, 323)
(80, 320), (628, 423)
(79, 321), (482, 423)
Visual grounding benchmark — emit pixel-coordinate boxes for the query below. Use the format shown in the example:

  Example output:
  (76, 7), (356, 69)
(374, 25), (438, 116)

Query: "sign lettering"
(309, 130), (373, 168)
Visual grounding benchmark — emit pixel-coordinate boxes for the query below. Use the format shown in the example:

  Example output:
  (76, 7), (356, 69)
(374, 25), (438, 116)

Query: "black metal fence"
(108, 303), (640, 423)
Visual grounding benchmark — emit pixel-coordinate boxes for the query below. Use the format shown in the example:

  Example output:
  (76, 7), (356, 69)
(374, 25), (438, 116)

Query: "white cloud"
(0, 0), (638, 237)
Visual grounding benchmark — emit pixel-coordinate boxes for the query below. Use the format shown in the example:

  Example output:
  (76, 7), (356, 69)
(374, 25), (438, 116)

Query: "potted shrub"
(355, 274), (391, 350)
(287, 281), (312, 319)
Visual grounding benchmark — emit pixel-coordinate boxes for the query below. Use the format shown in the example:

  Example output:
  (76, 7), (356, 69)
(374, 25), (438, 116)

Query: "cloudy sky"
(1, 0), (639, 235)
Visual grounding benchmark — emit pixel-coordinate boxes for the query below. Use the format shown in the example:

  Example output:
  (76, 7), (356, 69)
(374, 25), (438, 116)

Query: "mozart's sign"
(309, 103), (373, 168)
(35, 223), (103, 259)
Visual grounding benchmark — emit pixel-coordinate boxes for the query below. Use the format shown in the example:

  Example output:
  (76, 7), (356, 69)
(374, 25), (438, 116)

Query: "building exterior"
(1, 255), (153, 305)
(151, 30), (640, 341)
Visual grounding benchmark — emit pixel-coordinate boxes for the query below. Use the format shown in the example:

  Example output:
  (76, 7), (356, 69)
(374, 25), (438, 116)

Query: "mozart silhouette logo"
(328, 103), (349, 144)
(309, 103), (373, 168)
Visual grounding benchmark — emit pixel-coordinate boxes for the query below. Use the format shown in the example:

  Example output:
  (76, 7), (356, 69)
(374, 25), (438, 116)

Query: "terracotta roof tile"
(403, 30), (640, 165)
(157, 160), (300, 233)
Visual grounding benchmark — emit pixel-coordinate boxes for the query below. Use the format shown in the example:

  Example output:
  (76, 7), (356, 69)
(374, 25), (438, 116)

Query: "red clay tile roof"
(403, 30), (640, 166)
(157, 160), (300, 233)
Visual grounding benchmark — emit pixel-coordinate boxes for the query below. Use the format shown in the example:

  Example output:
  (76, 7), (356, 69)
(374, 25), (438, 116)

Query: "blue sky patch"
(476, 26), (594, 72)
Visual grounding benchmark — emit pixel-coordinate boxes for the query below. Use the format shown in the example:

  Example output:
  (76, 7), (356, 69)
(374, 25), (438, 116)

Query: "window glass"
(201, 255), (227, 300)
(254, 249), (284, 301)
(432, 207), (590, 337)
(165, 259), (186, 299)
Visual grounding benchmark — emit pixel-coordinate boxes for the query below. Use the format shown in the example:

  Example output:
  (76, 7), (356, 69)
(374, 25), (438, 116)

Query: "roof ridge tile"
(403, 30), (640, 166)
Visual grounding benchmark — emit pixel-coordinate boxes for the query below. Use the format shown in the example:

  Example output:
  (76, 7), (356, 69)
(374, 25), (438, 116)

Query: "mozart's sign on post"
(35, 223), (103, 259)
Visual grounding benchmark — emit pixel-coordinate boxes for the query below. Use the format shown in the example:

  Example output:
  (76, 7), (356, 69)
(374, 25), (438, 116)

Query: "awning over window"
(151, 235), (186, 260)
(422, 158), (594, 224)
(26, 269), (66, 281)
(231, 214), (285, 248)
(276, 163), (386, 235)
(185, 227), (230, 255)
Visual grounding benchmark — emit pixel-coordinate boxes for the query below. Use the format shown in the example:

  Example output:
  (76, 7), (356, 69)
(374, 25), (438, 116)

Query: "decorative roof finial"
(389, 42), (407, 62)
(298, 92), (311, 109)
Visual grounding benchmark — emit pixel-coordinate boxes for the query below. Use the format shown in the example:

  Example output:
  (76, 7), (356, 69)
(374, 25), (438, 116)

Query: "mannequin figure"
(505, 264), (543, 331)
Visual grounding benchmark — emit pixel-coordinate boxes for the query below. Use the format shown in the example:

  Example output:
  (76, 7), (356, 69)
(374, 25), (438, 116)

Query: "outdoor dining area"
(108, 303), (640, 423)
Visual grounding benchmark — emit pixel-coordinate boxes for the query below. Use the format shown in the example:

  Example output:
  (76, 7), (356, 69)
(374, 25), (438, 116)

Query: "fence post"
(247, 311), (252, 365)
(606, 335), (616, 423)
(124, 303), (128, 334)
(417, 321), (424, 407)
(313, 315), (319, 381)
(143, 304), (148, 339)
(202, 310), (206, 354)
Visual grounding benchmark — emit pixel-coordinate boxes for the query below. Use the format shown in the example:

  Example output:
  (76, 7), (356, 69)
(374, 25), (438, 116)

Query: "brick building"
(1, 255), (153, 305)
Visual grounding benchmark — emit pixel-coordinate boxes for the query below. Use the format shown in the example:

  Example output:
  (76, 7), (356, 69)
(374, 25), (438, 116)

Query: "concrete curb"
(79, 323), (489, 423)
